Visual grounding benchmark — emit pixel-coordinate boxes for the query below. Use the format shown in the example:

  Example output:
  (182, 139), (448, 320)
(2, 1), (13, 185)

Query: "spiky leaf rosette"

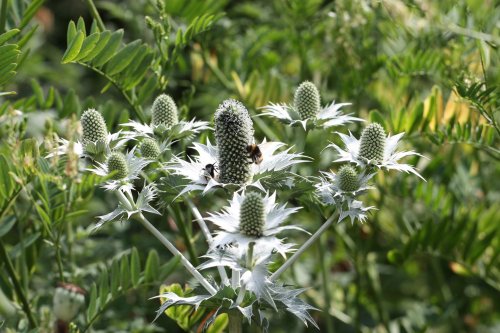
(214, 99), (253, 184)
(239, 192), (265, 237)
(81, 109), (107, 143)
(337, 165), (359, 192)
(294, 81), (321, 120)
(140, 138), (161, 159)
(358, 123), (386, 163)
(151, 94), (178, 127)
(107, 152), (128, 180)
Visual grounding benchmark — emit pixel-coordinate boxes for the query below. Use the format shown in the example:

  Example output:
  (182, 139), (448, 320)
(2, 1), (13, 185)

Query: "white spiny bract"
(328, 123), (426, 180)
(94, 184), (160, 230)
(214, 99), (254, 184)
(206, 191), (303, 257)
(166, 139), (307, 196)
(88, 148), (151, 191)
(260, 81), (363, 130)
(47, 108), (128, 161)
(121, 94), (210, 143)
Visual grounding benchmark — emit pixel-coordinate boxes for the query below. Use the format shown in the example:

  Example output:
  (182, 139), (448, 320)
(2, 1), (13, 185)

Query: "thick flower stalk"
(214, 99), (254, 184)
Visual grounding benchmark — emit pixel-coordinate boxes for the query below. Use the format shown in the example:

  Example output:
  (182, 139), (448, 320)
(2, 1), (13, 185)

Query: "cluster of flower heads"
(48, 81), (425, 331)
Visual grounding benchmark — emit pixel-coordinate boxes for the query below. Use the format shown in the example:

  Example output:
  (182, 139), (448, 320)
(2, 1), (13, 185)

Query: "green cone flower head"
(107, 152), (128, 180)
(151, 94), (178, 127)
(337, 165), (359, 192)
(294, 81), (321, 120)
(358, 123), (386, 163)
(81, 109), (107, 143)
(239, 192), (265, 237)
(140, 138), (161, 159)
(214, 99), (253, 184)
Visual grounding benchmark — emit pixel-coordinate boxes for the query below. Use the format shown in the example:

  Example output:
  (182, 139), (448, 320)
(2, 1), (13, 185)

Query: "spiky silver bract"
(294, 81), (321, 120)
(206, 192), (303, 257)
(140, 138), (161, 159)
(358, 123), (386, 163)
(260, 81), (362, 130)
(328, 127), (426, 180)
(151, 94), (178, 127)
(94, 184), (160, 230)
(239, 192), (265, 237)
(81, 109), (107, 143)
(214, 99), (254, 184)
(107, 152), (128, 180)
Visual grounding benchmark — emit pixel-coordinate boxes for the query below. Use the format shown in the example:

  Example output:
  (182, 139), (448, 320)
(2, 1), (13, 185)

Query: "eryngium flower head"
(239, 192), (265, 237)
(151, 94), (178, 127)
(207, 192), (303, 257)
(107, 152), (129, 180)
(214, 99), (253, 184)
(358, 123), (386, 163)
(81, 109), (107, 143)
(294, 81), (321, 120)
(337, 165), (360, 192)
(140, 138), (161, 159)
(53, 283), (85, 322)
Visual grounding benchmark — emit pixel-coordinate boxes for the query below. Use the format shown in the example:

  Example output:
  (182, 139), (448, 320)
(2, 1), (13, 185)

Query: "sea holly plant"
(260, 81), (363, 131)
(47, 87), (426, 332)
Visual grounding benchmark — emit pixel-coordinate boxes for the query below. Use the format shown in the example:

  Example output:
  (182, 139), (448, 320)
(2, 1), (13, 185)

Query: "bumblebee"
(247, 143), (263, 165)
(202, 163), (219, 181)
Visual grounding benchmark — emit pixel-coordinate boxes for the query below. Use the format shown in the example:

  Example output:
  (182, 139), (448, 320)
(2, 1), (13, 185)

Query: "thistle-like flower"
(315, 165), (375, 224)
(206, 192), (303, 257)
(121, 94), (210, 143)
(167, 100), (307, 195)
(47, 109), (128, 162)
(88, 149), (150, 191)
(260, 81), (362, 130)
(328, 123), (426, 180)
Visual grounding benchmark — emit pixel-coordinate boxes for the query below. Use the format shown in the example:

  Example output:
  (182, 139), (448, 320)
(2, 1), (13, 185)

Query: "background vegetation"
(0, 0), (498, 332)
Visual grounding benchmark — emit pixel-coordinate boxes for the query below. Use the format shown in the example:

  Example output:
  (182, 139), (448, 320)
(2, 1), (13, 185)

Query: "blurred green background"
(0, 0), (498, 332)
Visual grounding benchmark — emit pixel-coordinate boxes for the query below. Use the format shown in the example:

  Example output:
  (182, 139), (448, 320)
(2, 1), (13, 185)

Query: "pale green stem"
(231, 269), (240, 289)
(235, 284), (247, 306)
(135, 212), (217, 295)
(270, 212), (338, 281)
(186, 197), (230, 285)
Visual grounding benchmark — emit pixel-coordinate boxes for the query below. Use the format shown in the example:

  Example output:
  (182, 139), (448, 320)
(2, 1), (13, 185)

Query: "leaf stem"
(270, 212), (338, 281)
(84, 0), (105, 31)
(0, 0), (8, 34)
(0, 239), (37, 328)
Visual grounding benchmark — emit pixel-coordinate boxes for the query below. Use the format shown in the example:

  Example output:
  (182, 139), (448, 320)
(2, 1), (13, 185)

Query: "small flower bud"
(214, 99), (253, 184)
(140, 138), (161, 159)
(53, 283), (85, 323)
(81, 109), (107, 143)
(337, 165), (359, 192)
(294, 81), (321, 120)
(239, 192), (265, 237)
(107, 152), (128, 180)
(151, 94), (178, 127)
(358, 123), (386, 163)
